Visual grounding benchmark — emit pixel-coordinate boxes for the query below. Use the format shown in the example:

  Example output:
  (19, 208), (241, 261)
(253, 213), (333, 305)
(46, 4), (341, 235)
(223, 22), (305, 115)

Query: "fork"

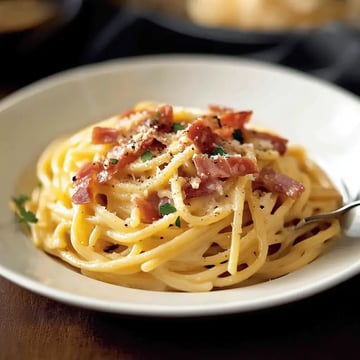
(296, 194), (360, 238)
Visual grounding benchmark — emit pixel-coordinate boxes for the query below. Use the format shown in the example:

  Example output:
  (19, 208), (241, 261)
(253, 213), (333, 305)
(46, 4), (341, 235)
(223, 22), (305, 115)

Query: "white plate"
(1, 55), (360, 317)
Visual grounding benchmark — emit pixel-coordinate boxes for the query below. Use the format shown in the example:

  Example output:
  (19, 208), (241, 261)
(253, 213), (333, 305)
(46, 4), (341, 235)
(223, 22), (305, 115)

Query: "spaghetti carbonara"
(14, 102), (341, 292)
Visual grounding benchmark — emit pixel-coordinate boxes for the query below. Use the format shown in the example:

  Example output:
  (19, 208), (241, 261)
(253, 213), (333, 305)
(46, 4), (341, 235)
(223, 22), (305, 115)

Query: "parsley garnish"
(141, 150), (153, 162)
(109, 158), (118, 165)
(175, 216), (181, 228)
(13, 194), (29, 206)
(159, 202), (177, 216)
(211, 146), (227, 156)
(233, 129), (244, 144)
(173, 123), (185, 132)
(12, 195), (38, 224)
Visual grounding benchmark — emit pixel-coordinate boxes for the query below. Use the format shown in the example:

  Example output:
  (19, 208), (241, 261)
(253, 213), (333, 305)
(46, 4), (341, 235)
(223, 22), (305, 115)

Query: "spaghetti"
(15, 102), (342, 292)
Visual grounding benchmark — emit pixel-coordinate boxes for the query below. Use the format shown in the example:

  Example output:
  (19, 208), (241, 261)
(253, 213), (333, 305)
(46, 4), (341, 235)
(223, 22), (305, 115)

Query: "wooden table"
(1, 273), (360, 359)
(1, 89), (359, 360)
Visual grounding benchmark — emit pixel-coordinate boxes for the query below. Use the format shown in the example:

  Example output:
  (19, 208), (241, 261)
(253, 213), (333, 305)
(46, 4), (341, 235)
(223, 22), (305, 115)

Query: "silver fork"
(296, 191), (360, 237)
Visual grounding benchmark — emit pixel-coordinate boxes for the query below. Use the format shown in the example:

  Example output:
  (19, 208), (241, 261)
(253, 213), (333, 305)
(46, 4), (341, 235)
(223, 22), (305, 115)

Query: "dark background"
(1, 0), (360, 95)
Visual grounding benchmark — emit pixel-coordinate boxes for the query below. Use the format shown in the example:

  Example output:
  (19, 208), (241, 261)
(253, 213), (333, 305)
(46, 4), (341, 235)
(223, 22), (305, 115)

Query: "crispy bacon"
(208, 106), (287, 155)
(219, 111), (252, 129)
(135, 194), (175, 223)
(193, 154), (258, 179)
(72, 135), (166, 204)
(145, 104), (174, 133)
(120, 109), (137, 118)
(188, 109), (287, 155)
(158, 104), (174, 132)
(73, 135), (161, 205)
(243, 129), (288, 155)
(92, 127), (119, 144)
(135, 192), (161, 224)
(74, 161), (99, 180)
(213, 127), (234, 139)
(72, 176), (93, 204)
(187, 119), (220, 154)
(208, 105), (252, 131)
(182, 178), (220, 199)
(72, 162), (103, 204)
(208, 105), (235, 113)
(256, 167), (305, 199)
(97, 149), (139, 184)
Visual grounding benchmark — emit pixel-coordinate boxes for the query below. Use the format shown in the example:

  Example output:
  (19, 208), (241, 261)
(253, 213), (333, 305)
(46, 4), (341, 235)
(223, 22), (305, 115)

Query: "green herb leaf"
(13, 194), (30, 207)
(19, 207), (38, 224)
(12, 195), (38, 224)
(159, 202), (177, 216)
(173, 123), (185, 132)
(141, 150), (153, 162)
(109, 158), (119, 165)
(175, 216), (181, 228)
(211, 146), (227, 156)
(233, 129), (244, 144)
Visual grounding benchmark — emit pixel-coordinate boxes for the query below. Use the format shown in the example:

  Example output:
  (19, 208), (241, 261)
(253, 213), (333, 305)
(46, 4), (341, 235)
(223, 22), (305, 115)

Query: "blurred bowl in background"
(185, 0), (360, 31)
(0, 0), (59, 34)
(0, 0), (83, 52)
(115, 0), (360, 45)
(0, 0), (83, 88)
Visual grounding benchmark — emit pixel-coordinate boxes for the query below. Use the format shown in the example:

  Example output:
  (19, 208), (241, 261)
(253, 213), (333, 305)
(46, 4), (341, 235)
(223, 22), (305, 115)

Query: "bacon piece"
(72, 177), (92, 204)
(72, 105), (174, 205)
(135, 192), (161, 224)
(72, 139), (154, 204)
(158, 104), (174, 132)
(135, 193), (173, 224)
(200, 107), (252, 142)
(256, 167), (305, 199)
(99, 136), (165, 184)
(208, 105), (287, 155)
(208, 105), (235, 114)
(72, 129), (166, 204)
(146, 104), (174, 133)
(220, 111), (252, 129)
(72, 162), (103, 204)
(213, 126), (235, 140)
(120, 109), (137, 118)
(183, 178), (220, 199)
(97, 152), (139, 184)
(243, 129), (288, 155)
(208, 105), (252, 130)
(193, 154), (258, 179)
(74, 161), (98, 180)
(187, 119), (220, 154)
(92, 127), (119, 144)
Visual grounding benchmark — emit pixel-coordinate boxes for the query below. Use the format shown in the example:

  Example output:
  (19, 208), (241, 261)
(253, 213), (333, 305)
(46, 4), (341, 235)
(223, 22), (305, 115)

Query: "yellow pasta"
(14, 102), (342, 292)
